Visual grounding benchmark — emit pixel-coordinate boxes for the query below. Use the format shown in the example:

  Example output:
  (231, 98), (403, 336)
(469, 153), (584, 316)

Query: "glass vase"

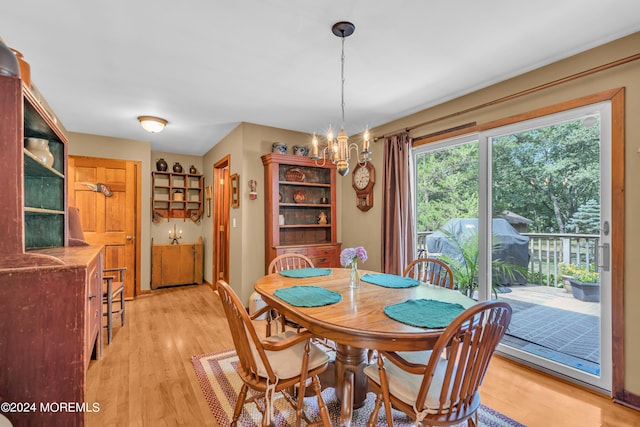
(350, 260), (360, 289)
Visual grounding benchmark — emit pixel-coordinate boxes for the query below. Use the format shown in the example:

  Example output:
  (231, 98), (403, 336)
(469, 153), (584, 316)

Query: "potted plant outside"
(567, 265), (600, 302)
(558, 262), (583, 293)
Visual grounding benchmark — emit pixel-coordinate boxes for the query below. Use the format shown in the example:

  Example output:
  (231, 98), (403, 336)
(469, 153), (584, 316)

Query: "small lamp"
(138, 116), (168, 133)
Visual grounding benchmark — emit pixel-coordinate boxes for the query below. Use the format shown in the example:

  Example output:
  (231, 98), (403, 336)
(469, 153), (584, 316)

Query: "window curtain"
(381, 133), (414, 275)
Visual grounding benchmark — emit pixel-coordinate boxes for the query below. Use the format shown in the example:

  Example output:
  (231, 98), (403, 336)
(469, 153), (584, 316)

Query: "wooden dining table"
(254, 267), (476, 426)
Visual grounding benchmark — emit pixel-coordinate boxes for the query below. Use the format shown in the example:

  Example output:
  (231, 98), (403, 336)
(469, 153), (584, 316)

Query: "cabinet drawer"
(276, 244), (341, 268)
(306, 245), (340, 267)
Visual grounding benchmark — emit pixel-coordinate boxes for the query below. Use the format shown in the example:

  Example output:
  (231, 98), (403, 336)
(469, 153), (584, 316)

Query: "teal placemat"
(279, 268), (332, 278)
(274, 285), (342, 307)
(384, 299), (466, 328)
(361, 273), (420, 288)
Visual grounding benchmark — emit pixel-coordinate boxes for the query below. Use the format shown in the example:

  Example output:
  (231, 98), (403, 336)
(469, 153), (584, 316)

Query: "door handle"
(598, 243), (610, 272)
(126, 235), (134, 241)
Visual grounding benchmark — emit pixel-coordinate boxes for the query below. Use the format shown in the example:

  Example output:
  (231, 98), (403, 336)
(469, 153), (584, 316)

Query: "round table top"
(254, 268), (476, 352)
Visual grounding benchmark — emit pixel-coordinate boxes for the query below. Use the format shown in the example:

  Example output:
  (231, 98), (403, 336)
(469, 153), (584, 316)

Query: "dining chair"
(103, 267), (126, 344)
(364, 300), (512, 427)
(367, 257), (455, 364)
(69, 206), (127, 344)
(268, 253), (315, 273)
(403, 257), (454, 289)
(266, 253), (315, 336)
(216, 280), (331, 427)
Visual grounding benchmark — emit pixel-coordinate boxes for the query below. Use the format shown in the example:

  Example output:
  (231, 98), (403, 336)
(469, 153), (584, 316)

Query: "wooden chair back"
(266, 253), (314, 334)
(215, 280), (331, 426)
(403, 257), (454, 289)
(369, 300), (512, 426)
(268, 253), (314, 274)
(216, 280), (274, 384)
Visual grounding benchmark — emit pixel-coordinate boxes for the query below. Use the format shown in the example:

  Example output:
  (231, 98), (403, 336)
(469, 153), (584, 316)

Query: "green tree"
(415, 118), (600, 234)
(567, 199), (600, 234)
(415, 143), (479, 232)
(491, 119), (600, 232)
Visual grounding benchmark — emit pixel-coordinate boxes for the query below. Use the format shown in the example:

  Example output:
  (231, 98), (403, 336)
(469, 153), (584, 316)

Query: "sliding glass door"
(413, 102), (612, 391)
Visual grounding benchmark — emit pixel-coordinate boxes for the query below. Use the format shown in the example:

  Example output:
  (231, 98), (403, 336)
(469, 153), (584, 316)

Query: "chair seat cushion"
(364, 350), (454, 414)
(253, 331), (329, 380)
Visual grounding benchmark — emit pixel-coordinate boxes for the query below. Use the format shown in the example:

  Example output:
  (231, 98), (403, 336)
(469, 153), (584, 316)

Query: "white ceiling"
(2, 1), (640, 155)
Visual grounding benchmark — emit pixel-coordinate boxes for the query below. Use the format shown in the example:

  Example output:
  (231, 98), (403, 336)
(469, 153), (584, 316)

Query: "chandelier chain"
(340, 35), (346, 129)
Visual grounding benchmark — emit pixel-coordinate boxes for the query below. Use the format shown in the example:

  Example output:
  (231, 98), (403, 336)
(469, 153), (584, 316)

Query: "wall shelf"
(152, 171), (204, 222)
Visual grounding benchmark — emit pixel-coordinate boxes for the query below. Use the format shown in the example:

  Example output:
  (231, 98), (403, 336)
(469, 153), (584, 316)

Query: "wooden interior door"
(213, 156), (230, 283)
(68, 156), (139, 298)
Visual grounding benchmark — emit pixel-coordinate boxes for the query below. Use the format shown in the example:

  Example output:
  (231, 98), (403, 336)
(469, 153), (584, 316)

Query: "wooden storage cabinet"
(151, 237), (204, 289)
(23, 94), (67, 249)
(0, 75), (101, 426)
(152, 171), (204, 222)
(262, 153), (341, 271)
(0, 246), (103, 427)
(0, 76), (68, 255)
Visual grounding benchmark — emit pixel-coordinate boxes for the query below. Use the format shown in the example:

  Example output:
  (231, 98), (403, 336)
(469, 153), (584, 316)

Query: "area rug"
(192, 349), (525, 427)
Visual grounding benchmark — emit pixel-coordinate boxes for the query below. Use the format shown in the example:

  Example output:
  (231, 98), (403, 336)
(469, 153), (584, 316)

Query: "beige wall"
(339, 32), (640, 395)
(201, 122), (336, 302)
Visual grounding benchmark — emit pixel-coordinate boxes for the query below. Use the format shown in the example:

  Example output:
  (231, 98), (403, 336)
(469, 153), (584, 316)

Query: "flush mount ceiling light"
(137, 115), (168, 133)
(311, 21), (371, 177)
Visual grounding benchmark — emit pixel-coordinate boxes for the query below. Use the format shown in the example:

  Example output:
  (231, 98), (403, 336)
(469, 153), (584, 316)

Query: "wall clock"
(352, 162), (375, 211)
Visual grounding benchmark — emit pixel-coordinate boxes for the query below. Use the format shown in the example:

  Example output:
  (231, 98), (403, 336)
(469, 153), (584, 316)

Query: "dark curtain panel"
(381, 133), (414, 275)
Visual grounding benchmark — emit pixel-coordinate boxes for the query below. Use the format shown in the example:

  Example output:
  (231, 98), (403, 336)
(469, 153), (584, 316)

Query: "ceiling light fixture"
(311, 21), (371, 176)
(138, 115), (168, 133)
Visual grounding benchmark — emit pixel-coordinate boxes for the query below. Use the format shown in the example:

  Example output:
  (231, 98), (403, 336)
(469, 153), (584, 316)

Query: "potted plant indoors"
(567, 264), (600, 302)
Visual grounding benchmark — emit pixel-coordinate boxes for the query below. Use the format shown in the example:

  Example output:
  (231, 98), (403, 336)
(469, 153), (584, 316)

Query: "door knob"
(126, 235), (134, 241)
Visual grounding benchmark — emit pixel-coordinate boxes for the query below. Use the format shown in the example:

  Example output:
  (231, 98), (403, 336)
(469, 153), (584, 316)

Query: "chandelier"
(310, 21), (371, 176)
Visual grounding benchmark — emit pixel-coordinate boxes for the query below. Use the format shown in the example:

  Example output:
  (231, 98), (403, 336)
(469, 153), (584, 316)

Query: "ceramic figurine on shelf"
(272, 142), (287, 154)
(156, 158), (168, 171)
(318, 211), (328, 224)
(24, 137), (54, 167)
(189, 165), (197, 174)
(9, 48), (30, 88)
(0, 36), (19, 78)
(293, 145), (309, 156)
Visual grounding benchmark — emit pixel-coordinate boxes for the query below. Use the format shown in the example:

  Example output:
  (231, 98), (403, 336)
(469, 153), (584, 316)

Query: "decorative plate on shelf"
(285, 167), (305, 182)
(293, 190), (307, 203)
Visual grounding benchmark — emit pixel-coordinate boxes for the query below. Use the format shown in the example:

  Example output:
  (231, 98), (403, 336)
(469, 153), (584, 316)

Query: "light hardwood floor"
(86, 284), (640, 427)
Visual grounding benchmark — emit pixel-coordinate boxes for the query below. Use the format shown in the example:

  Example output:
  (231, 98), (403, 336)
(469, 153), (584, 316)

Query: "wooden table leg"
(334, 344), (368, 426)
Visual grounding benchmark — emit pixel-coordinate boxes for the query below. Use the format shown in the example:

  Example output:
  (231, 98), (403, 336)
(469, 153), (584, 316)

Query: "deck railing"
(416, 231), (599, 287)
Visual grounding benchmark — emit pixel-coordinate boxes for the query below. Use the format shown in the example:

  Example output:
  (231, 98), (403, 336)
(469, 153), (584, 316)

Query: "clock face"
(354, 166), (370, 190)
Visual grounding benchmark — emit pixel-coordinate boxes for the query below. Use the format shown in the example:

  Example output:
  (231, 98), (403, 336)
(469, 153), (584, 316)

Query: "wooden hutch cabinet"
(262, 153), (341, 272)
(0, 75), (102, 426)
